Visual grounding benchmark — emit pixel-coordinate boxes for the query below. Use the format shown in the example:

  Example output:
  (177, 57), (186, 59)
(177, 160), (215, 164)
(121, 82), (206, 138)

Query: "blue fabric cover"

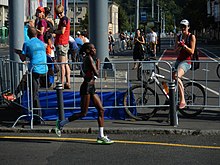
(22, 91), (127, 120)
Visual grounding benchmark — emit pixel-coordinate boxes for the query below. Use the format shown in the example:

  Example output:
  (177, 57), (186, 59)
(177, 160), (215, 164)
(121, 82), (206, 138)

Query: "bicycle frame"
(146, 71), (170, 100)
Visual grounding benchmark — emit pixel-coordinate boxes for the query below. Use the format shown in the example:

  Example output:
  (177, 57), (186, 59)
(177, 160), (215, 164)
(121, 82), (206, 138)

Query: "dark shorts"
(80, 82), (96, 95)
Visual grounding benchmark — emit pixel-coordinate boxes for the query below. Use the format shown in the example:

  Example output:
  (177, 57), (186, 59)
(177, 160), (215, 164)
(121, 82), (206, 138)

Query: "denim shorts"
(173, 60), (191, 73)
(56, 44), (69, 57)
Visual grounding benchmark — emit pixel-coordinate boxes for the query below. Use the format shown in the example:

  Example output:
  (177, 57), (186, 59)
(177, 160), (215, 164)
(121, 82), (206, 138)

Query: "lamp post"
(135, 0), (139, 30)
(157, 2), (160, 22)
(152, 0), (154, 19)
(163, 12), (165, 34)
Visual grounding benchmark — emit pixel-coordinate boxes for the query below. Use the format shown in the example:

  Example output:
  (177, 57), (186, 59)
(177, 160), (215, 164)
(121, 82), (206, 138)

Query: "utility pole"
(157, 1), (160, 22)
(163, 12), (165, 34)
(89, 0), (108, 62)
(152, 0), (154, 19)
(135, 0), (139, 30)
(9, 0), (24, 91)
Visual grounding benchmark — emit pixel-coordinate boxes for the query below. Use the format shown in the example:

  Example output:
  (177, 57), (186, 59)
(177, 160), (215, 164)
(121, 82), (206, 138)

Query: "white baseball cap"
(180, 19), (189, 26)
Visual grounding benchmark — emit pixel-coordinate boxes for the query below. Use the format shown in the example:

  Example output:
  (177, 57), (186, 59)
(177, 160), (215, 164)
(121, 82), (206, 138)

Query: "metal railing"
(0, 59), (219, 128)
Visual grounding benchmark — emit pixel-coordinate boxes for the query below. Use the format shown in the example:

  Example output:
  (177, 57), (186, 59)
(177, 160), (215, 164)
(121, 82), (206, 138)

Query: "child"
(40, 33), (55, 88)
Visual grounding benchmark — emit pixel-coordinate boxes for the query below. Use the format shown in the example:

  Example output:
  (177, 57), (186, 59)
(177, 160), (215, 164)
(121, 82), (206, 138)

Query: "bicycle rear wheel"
(179, 82), (205, 117)
(123, 84), (159, 120)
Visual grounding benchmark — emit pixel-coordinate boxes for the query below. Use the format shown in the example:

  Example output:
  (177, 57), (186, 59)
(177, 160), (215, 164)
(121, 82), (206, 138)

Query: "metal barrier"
(0, 59), (219, 128)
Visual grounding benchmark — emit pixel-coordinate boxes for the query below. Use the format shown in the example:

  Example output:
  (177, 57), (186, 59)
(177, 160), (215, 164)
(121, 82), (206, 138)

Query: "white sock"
(99, 127), (104, 138)
(60, 118), (69, 127)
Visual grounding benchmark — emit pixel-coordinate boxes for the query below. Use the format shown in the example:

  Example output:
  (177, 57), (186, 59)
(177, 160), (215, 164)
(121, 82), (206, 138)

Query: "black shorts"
(80, 82), (96, 95)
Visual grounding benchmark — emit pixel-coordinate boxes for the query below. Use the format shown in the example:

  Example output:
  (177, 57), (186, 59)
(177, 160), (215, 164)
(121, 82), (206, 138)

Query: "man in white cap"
(173, 19), (196, 109)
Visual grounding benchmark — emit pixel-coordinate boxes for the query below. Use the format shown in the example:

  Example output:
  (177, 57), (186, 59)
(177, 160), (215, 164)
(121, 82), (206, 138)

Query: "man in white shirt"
(149, 28), (157, 57)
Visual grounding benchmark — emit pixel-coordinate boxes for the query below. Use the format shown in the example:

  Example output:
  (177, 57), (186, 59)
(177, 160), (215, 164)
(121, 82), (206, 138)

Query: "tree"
(114, 0), (211, 34)
(118, 7), (130, 32)
(173, 0), (211, 33)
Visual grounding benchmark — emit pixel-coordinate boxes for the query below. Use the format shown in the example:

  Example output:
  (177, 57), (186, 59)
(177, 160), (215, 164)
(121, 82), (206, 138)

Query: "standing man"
(149, 28), (157, 57)
(53, 4), (71, 89)
(15, 27), (48, 124)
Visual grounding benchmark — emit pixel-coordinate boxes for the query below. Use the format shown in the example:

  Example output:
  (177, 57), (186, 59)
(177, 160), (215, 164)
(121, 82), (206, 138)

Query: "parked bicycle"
(137, 44), (159, 82)
(217, 63), (220, 79)
(124, 62), (206, 121)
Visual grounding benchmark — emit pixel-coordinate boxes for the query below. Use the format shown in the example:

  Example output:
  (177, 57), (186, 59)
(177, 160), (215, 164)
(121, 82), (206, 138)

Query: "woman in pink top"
(35, 7), (47, 42)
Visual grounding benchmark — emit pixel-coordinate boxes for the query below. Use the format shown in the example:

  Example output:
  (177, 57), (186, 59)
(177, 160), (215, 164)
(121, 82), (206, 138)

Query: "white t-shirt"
(149, 31), (157, 43)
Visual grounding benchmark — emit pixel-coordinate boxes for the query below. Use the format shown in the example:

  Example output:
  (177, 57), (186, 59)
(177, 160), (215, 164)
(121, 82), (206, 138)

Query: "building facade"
(0, 0), (118, 36)
(0, 0), (8, 27)
(207, 0), (220, 40)
(47, 0), (119, 35)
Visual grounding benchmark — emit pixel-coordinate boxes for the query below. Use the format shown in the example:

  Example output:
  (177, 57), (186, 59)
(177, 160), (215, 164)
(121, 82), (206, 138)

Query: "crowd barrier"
(0, 58), (219, 128)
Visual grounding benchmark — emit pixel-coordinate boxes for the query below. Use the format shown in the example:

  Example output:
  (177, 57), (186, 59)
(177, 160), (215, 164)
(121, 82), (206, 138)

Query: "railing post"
(169, 82), (178, 127)
(56, 82), (64, 120)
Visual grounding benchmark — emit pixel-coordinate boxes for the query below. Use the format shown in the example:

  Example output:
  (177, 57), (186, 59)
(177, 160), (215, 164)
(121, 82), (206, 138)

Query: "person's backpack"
(190, 47), (200, 70)
(187, 33), (200, 71)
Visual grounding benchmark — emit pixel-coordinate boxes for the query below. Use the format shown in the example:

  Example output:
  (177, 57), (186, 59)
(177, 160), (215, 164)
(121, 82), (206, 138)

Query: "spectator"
(24, 20), (35, 42)
(55, 43), (114, 144)
(14, 27), (48, 124)
(53, 4), (71, 89)
(81, 31), (90, 43)
(119, 32), (127, 51)
(40, 32), (55, 88)
(74, 31), (84, 65)
(69, 36), (79, 70)
(44, 7), (55, 41)
(35, 6), (47, 43)
(75, 31), (84, 47)
(149, 28), (157, 57)
(173, 19), (196, 109)
(132, 29), (145, 69)
(108, 31), (115, 55)
(44, 7), (54, 26)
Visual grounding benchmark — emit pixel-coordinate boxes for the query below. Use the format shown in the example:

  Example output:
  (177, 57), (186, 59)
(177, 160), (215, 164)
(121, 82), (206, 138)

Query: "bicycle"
(137, 44), (159, 82)
(124, 62), (206, 121)
(216, 63), (220, 79)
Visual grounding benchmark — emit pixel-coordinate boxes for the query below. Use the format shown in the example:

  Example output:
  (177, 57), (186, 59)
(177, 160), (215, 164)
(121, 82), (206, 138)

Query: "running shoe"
(97, 136), (114, 144)
(55, 120), (62, 137)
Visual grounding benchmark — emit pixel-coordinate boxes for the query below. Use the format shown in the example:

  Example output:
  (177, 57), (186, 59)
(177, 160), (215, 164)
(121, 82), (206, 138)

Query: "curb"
(1, 127), (220, 136)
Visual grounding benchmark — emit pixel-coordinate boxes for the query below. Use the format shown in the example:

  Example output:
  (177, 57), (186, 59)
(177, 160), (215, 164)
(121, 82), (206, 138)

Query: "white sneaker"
(55, 120), (62, 137)
(97, 136), (114, 144)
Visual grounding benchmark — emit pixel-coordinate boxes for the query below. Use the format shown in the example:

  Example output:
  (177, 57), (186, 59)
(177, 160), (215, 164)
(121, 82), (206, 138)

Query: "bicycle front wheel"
(216, 64), (220, 79)
(123, 84), (159, 120)
(179, 82), (205, 117)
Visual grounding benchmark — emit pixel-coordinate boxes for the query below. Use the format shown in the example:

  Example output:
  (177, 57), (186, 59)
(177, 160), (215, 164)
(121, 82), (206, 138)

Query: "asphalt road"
(0, 133), (219, 165)
(0, 40), (220, 165)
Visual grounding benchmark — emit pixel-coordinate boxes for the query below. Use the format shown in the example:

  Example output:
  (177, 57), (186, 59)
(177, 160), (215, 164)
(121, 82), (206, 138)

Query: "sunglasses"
(180, 24), (187, 28)
(56, 11), (63, 15)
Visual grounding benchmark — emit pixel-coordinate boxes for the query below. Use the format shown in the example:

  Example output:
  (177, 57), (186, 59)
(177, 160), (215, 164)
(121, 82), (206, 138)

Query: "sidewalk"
(0, 107), (220, 136)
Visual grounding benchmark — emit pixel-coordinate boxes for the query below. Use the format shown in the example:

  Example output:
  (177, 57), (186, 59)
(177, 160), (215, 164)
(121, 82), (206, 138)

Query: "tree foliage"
(114, 0), (209, 33)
